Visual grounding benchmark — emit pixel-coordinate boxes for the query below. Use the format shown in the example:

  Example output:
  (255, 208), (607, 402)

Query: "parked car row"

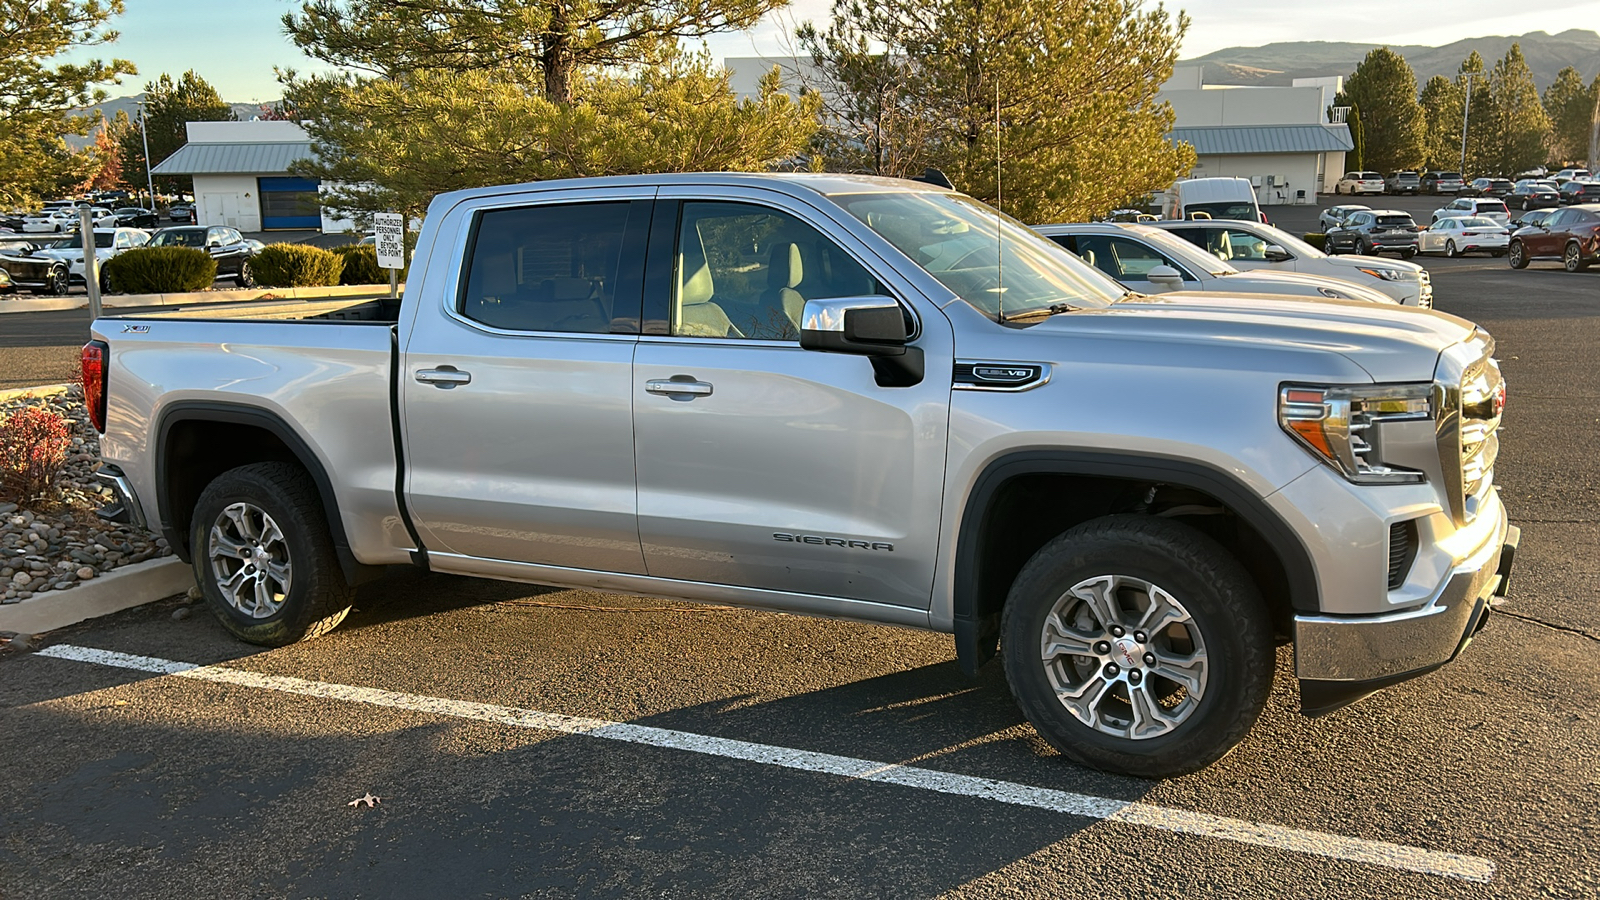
(1336, 171), (1469, 195)
(1328, 170), (1593, 198)
(0, 224), (258, 295)
(1315, 194), (1600, 272)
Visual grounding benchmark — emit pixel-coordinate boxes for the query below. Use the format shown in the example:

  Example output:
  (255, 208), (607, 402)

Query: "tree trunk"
(542, 12), (573, 105)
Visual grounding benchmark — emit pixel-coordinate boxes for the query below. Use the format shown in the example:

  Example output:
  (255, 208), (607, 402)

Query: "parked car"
(1152, 218), (1433, 306)
(1508, 203), (1600, 272)
(1317, 204), (1370, 231)
(1420, 171), (1466, 194)
(1162, 176), (1262, 222)
(1384, 171), (1421, 194)
(1509, 180), (1561, 210)
(112, 207), (160, 228)
(35, 227), (151, 290)
(1431, 196), (1509, 226)
(1464, 177), (1514, 198)
(21, 210), (75, 233)
(0, 244), (71, 294)
(1552, 168), (1591, 185)
(1557, 180), (1600, 205)
(1324, 210), (1421, 258)
(1333, 171), (1385, 195)
(1033, 222), (1397, 304)
(82, 172), (1517, 778)
(1418, 217), (1510, 257)
(167, 203), (196, 224)
(0, 266), (12, 294)
(149, 225), (256, 286)
(0, 212), (24, 231)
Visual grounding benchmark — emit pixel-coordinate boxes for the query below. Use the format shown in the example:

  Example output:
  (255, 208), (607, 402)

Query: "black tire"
(1401, 248), (1417, 259)
(1446, 239), (1459, 258)
(237, 258), (255, 288)
(190, 462), (355, 646)
(1508, 240), (1528, 269)
(45, 267), (68, 295)
(1000, 515), (1274, 778)
(1564, 241), (1589, 272)
(98, 268), (112, 294)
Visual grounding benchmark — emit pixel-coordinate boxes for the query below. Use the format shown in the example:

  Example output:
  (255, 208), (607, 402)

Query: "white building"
(150, 121), (334, 232)
(1161, 66), (1354, 205)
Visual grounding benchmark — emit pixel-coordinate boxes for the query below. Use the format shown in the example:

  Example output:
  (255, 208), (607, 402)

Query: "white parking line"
(38, 643), (1494, 883)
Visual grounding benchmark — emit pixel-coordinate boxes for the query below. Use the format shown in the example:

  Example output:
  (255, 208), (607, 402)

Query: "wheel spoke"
(1127, 683), (1177, 738)
(252, 575), (277, 617)
(1041, 612), (1096, 660)
(1135, 585), (1189, 635)
(209, 527), (250, 560)
(1152, 652), (1207, 697)
(1056, 672), (1115, 724)
(1069, 575), (1122, 631)
(222, 504), (256, 542)
(259, 518), (286, 551)
(262, 560), (292, 593)
(220, 568), (251, 605)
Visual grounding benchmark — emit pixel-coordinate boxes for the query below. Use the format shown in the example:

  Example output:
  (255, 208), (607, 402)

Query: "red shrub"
(0, 406), (72, 504)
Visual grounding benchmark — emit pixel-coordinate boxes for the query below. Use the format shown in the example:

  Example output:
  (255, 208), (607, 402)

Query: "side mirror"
(1145, 265), (1185, 288)
(799, 296), (909, 357)
(1263, 244), (1291, 262)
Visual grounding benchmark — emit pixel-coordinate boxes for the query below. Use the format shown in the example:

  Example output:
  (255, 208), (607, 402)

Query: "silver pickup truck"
(84, 173), (1518, 777)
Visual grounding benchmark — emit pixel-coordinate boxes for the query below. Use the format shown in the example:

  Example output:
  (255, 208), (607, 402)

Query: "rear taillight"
(81, 340), (108, 433)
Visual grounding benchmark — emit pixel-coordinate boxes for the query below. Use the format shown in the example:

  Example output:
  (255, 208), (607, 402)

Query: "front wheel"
(1508, 240), (1529, 269)
(45, 267), (68, 295)
(1000, 516), (1274, 778)
(191, 462), (355, 646)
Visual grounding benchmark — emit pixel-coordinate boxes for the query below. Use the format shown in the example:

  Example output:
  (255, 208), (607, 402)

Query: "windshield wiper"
(1002, 302), (1078, 322)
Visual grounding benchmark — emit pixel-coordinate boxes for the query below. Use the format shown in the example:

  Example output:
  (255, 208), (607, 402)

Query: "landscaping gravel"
(1, 387), (172, 604)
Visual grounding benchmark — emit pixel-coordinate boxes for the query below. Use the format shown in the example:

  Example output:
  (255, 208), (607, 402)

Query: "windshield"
(49, 232), (114, 249)
(1185, 201), (1258, 220)
(152, 229), (205, 248)
(832, 191), (1120, 318)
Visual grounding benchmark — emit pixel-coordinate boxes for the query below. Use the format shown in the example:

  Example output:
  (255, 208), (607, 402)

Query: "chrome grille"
(1436, 335), (1504, 524)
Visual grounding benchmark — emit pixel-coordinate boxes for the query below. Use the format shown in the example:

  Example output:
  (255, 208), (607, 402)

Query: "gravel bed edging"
(0, 556), (194, 635)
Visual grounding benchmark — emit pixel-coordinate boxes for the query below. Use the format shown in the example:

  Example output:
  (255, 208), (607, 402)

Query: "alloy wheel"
(208, 502), (293, 618)
(1039, 574), (1209, 740)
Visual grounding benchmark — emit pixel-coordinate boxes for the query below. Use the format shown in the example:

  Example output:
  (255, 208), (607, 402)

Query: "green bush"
(330, 244), (391, 285)
(101, 246), (217, 294)
(1301, 233), (1328, 251)
(250, 243), (344, 287)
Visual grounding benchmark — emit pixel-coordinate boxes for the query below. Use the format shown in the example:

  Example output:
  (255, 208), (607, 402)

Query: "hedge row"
(101, 247), (216, 293)
(250, 243), (344, 287)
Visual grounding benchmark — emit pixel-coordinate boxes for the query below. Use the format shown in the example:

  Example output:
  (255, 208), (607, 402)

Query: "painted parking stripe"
(38, 644), (1494, 883)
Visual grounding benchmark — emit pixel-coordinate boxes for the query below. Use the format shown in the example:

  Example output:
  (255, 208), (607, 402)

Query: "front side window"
(1214, 227), (1271, 260)
(1068, 235), (1191, 280)
(460, 201), (644, 334)
(671, 201), (880, 341)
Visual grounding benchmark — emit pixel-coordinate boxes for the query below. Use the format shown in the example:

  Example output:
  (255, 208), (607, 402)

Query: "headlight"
(1279, 383), (1432, 484)
(1355, 267), (1409, 282)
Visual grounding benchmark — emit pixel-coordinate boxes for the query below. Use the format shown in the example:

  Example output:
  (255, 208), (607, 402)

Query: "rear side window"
(460, 200), (648, 334)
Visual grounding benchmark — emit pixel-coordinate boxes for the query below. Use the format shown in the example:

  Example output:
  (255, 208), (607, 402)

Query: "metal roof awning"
(1171, 125), (1354, 156)
(151, 141), (315, 175)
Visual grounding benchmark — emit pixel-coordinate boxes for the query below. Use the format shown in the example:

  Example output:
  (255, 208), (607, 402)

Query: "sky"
(64, 0), (1600, 103)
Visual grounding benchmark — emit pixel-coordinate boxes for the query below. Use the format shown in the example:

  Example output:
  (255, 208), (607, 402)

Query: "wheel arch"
(155, 401), (383, 585)
(951, 450), (1319, 676)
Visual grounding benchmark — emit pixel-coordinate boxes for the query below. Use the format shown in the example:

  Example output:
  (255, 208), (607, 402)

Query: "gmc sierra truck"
(83, 174), (1518, 777)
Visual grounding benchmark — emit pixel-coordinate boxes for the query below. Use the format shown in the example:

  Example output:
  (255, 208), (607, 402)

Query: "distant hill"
(63, 95), (280, 148)
(1185, 29), (1600, 90)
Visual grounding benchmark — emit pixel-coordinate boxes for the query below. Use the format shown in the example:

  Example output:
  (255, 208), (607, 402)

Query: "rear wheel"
(1401, 248), (1417, 259)
(1446, 239), (1460, 258)
(1000, 516), (1274, 778)
(191, 462), (355, 646)
(1508, 240), (1529, 269)
(1564, 241), (1589, 272)
(237, 259), (255, 288)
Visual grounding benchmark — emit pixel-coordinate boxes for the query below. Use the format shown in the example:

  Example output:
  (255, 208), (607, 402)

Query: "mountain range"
(1184, 29), (1600, 90)
(64, 95), (280, 149)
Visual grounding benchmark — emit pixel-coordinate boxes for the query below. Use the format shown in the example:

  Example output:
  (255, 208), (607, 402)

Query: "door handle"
(415, 367), (472, 388)
(645, 377), (713, 397)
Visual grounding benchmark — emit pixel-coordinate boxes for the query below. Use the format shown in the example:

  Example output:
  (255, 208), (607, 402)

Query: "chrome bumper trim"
(95, 466), (148, 530)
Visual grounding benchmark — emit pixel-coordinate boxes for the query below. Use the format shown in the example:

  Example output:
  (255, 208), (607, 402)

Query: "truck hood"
(1031, 291), (1475, 382)
(1212, 269), (1397, 304)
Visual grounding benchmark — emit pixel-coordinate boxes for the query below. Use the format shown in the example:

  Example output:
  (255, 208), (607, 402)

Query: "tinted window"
(1543, 209), (1573, 229)
(1184, 201), (1257, 220)
(1478, 201), (1507, 213)
(1068, 235), (1191, 280)
(152, 229), (205, 248)
(671, 201), (879, 341)
(460, 201), (645, 334)
(1374, 215), (1415, 227)
(1441, 173), (1462, 180)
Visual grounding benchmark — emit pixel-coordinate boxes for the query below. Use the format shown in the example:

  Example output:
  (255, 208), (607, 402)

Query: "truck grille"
(1437, 336), (1504, 524)
(1417, 271), (1432, 309)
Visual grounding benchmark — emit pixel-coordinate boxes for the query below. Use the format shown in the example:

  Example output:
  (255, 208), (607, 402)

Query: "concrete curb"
(0, 557), (194, 635)
(0, 383), (71, 403)
(0, 283), (403, 315)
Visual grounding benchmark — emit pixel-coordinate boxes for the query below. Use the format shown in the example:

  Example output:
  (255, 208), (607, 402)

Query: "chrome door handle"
(415, 367), (472, 387)
(645, 378), (713, 397)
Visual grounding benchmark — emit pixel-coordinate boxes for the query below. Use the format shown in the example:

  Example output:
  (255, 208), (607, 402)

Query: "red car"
(1508, 204), (1600, 272)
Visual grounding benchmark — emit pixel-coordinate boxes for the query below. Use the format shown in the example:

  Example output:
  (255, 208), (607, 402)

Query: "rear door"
(630, 188), (953, 609)
(402, 188), (654, 573)
(1527, 208), (1570, 257)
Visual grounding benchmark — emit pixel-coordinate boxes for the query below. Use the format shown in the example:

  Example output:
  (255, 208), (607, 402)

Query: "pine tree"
(799, 0), (1195, 223)
(0, 0), (136, 207)
(1543, 67), (1597, 166)
(1337, 48), (1424, 173)
(1347, 103), (1365, 171)
(1418, 75), (1463, 172)
(1485, 44), (1551, 176)
(1457, 52), (1494, 176)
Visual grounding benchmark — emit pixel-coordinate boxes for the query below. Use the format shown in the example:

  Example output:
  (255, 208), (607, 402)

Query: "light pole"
(1459, 72), (1486, 176)
(137, 99), (156, 210)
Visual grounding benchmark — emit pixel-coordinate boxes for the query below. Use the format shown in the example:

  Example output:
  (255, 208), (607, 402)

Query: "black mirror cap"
(844, 305), (910, 344)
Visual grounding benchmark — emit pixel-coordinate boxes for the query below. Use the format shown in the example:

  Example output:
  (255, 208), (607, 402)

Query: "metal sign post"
(80, 206), (101, 319)
(374, 212), (405, 300)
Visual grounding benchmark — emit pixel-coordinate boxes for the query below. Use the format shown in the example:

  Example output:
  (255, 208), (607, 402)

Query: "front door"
(631, 194), (952, 609)
(403, 192), (653, 573)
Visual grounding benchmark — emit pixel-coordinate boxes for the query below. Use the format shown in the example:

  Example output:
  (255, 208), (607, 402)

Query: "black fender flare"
(951, 449), (1321, 675)
(154, 401), (384, 586)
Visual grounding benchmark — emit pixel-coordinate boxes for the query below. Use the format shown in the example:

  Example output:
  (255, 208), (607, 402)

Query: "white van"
(1163, 177), (1262, 223)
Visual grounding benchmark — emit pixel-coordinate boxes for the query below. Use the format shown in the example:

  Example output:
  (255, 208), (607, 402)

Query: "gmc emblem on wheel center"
(773, 533), (894, 551)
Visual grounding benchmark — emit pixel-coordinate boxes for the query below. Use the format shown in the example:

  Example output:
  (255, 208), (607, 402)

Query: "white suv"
(1334, 171), (1385, 195)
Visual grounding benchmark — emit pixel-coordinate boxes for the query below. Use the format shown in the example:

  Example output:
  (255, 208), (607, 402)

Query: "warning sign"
(374, 213), (404, 269)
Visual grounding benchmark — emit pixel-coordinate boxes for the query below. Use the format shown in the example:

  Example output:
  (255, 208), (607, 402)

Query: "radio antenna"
(995, 72), (1003, 321)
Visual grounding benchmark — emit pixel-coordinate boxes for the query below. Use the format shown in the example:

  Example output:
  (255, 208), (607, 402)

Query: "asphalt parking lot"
(1, 203), (1598, 898)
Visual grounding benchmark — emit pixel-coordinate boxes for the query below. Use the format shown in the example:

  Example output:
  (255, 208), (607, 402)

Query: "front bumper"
(1295, 521), (1519, 715)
